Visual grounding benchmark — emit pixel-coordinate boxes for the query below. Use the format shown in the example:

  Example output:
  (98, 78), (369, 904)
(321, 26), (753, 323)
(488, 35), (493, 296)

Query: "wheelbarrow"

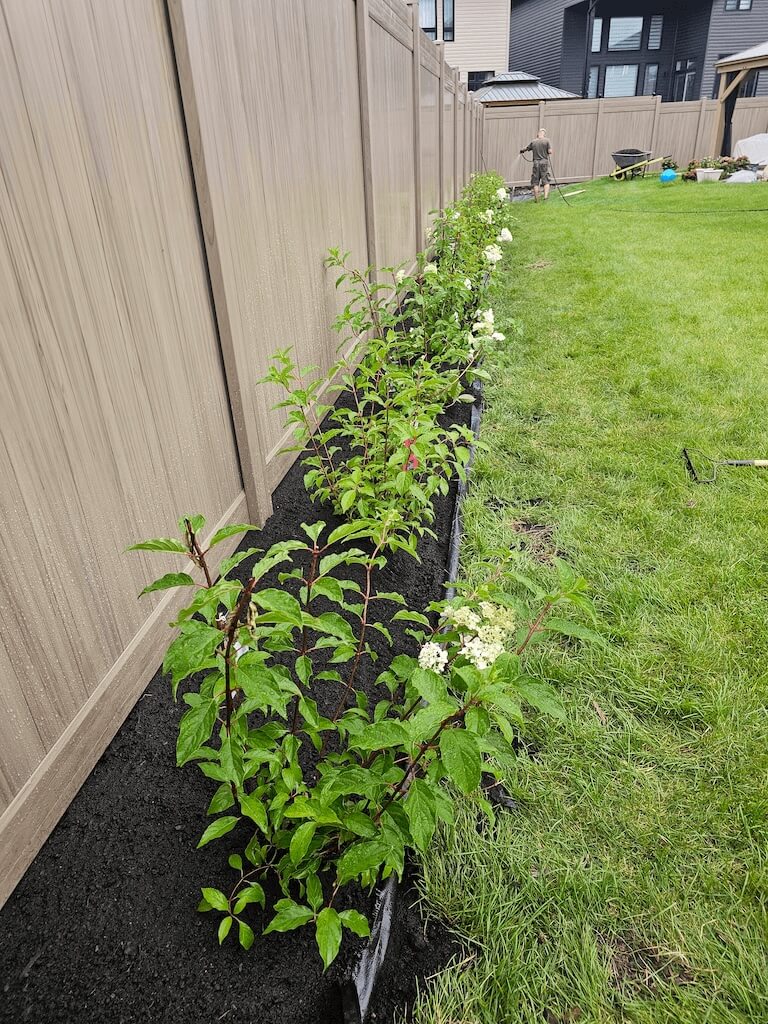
(611, 148), (652, 180)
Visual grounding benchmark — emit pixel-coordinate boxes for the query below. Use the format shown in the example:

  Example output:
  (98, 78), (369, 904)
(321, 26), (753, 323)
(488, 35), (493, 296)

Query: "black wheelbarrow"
(611, 148), (652, 180)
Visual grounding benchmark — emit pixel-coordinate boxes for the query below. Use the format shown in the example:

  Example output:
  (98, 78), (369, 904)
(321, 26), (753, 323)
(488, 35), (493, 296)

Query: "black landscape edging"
(339, 378), (485, 1024)
(0, 388), (478, 1024)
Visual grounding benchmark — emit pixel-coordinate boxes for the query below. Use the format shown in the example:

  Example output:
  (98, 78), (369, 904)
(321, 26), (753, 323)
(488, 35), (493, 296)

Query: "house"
(418, 0), (511, 89)
(508, 0), (768, 101)
(474, 70), (579, 104)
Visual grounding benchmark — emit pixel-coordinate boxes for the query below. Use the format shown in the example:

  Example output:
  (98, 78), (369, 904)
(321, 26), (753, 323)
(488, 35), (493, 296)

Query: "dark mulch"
(0, 396), (473, 1024)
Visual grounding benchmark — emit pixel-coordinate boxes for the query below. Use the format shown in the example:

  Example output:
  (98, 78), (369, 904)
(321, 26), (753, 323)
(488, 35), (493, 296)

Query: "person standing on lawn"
(521, 128), (553, 202)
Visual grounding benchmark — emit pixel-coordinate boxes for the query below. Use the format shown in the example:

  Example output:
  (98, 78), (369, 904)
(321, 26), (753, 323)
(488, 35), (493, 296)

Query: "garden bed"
(0, 393), (474, 1024)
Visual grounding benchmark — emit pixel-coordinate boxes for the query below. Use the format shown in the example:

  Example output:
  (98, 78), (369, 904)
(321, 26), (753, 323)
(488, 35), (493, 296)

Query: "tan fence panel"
(443, 81), (456, 202)
(732, 98), (768, 144)
(368, 3), (417, 268)
(420, 63), (441, 237)
(483, 97), (768, 185)
(484, 106), (540, 184)
(171, 0), (369, 491)
(456, 90), (466, 188)
(0, 0), (245, 906)
(655, 100), (711, 168)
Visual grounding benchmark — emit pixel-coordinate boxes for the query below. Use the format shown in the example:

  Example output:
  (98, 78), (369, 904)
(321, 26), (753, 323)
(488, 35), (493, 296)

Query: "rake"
(682, 448), (768, 484)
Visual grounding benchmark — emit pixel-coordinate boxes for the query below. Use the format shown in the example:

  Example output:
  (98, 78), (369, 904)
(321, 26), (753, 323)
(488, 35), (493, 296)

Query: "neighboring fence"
(0, 0), (483, 909)
(484, 95), (768, 186)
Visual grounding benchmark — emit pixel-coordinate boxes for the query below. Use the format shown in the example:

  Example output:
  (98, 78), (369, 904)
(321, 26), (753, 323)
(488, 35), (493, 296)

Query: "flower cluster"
(497, 227), (513, 243)
(451, 601), (517, 671)
(418, 641), (449, 674)
(479, 208), (495, 225)
(472, 308), (505, 342)
(496, 186), (508, 201)
(483, 243), (504, 265)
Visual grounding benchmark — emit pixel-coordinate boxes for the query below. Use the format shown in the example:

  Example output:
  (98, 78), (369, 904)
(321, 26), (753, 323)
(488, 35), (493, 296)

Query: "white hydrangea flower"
(424, 262), (438, 275)
(472, 308), (496, 337)
(483, 244), (504, 265)
(480, 602), (516, 635)
(444, 605), (481, 632)
(479, 209), (495, 224)
(460, 635), (504, 671)
(496, 187), (508, 201)
(497, 227), (513, 243)
(452, 210), (461, 220)
(395, 269), (405, 284)
(464, 278), (472, 289)
(491, 331), (506, 342)
(418, 641), (448, 674)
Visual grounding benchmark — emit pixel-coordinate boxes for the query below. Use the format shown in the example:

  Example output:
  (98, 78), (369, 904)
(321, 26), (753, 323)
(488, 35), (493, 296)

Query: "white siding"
(436, 0), (511, 81)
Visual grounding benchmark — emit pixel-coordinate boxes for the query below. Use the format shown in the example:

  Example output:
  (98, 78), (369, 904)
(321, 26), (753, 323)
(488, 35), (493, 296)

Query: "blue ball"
(660, 168), (677, 183)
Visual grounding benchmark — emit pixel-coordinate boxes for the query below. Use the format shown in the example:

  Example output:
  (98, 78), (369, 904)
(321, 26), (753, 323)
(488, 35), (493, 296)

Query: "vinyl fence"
(484, 95), (768, 186)
(0, 0), (483, 908)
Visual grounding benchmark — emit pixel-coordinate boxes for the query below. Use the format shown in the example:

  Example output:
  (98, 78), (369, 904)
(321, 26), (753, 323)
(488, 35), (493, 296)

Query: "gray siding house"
(509, 0), (768, 101)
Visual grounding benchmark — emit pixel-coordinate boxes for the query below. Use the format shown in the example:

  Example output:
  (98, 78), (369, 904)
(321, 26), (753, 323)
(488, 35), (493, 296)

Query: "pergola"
(711, 41), (768, 157)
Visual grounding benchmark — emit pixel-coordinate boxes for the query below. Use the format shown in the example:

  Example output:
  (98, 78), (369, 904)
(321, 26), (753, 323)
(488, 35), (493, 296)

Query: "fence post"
(649, 94), (662, 158)
(693, 96), (708, 158)
(355, 0), (378, 277)
(591, 98), (604, 177)
(538, 100), (545, 131)
(453, 68), (459, 199)
(462, 82), (469, 183)
(408, 2), (423, 252)
(437, 42), (444, 211)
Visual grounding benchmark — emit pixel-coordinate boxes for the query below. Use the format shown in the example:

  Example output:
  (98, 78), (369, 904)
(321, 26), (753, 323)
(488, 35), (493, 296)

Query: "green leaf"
(306, 874), (324, 911)
(197, 815), (240, 848)
(218, 916), (233, 944)
(219, 546), (261, 578)
(179, 514), (206, 535)
(405, 778), (437, 852)
(228, 853), (243, 871)
(339, 909), (370, 938)
(238, 920), (255, 950)
(128, 538), (187, 553)
(234, 883), (265, 914)
(392, 610), (431, 627)
(516, 678), (566, 721)
(544, 617), (606, 647)
(410, 668), (448, 705)
(208, 524), (258, 547)
(315, 908), (343, 970)
(350, 720), (410, 752)
(289, 821), (317, 864)
(339, 489), (356, 513)
(253, 589), (303, 626)
(263, 900), (314, 935)
(201, 887), (229, 912)
(177, 698), (219, 766)
(239, 793), (268, 832)
(163, 621), (224, 695)
(208, 783), (235, 815)
(440, 729), (481, 794)
(337, 840), (389, 884)
(139, 572), (195, 597)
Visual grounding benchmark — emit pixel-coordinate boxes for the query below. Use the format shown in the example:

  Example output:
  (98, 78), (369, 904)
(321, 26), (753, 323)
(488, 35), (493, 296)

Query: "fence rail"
(484, 95), (768, 186)
(0, 0), (483, 909)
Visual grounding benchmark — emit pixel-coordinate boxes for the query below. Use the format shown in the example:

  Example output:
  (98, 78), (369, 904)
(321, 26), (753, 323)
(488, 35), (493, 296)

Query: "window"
(419, 0), (437, 39)
(608, 17), (643, 50)
(648, 15), (663, 49)
(467, 71), (493, 91)
(587, 66), (599, 98)
(591, 17), (603, 52)
(604, 64), (639, 97)
(443, 0), (454, 41)
(674, 63), (696, 101)
(643, 63), (659, 94)
(724, 0), (752, 9)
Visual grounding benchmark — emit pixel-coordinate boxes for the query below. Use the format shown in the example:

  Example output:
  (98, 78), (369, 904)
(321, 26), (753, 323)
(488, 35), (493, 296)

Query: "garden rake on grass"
(682, 448), (768, 484)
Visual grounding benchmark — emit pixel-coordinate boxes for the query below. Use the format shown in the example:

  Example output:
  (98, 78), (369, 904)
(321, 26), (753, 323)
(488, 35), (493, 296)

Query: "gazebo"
(712, 41), (768, 156)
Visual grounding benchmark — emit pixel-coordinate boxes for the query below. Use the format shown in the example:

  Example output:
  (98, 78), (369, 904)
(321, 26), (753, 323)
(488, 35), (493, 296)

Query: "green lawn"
(412, 178), (768, 1024)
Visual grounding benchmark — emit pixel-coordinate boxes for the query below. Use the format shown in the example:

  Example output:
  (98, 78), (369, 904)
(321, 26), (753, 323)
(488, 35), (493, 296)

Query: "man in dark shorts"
(521, 128), (553, 202)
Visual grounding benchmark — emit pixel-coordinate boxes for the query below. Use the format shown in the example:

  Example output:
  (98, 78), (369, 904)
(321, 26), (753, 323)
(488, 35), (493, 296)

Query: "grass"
(411, 178), (768, 1024)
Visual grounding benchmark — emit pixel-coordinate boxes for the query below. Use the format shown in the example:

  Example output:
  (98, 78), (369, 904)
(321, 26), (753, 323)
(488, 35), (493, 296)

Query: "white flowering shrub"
(133, 524), (600, 968)
(129, 175), (569, 970)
